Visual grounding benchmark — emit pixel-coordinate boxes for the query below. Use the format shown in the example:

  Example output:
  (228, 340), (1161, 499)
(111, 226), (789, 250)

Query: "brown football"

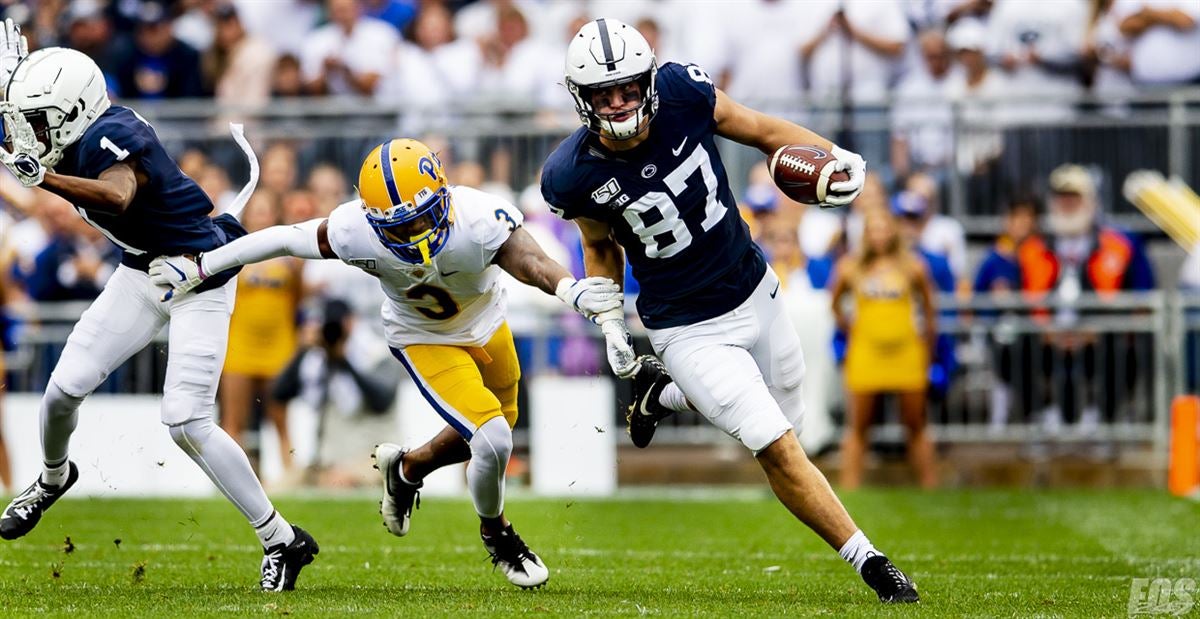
(768, 144), (850, 206)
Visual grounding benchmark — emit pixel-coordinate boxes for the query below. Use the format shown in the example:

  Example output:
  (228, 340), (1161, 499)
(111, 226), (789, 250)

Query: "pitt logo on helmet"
(358, 139), (453, 265)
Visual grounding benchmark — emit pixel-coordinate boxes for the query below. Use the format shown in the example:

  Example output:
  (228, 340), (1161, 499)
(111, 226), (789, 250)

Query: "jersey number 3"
(622, 144), (728, 259)
(406, 284), (460, 320)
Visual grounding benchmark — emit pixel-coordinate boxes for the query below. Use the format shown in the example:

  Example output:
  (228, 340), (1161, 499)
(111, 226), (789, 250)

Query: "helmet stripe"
(596, 18), (617, 71)
(379, 141), (404, 208)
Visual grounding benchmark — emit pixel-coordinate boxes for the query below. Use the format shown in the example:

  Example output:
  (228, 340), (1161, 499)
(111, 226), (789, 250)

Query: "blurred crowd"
(6, 0), (1195, 103)
(1, 0), (1198, 491)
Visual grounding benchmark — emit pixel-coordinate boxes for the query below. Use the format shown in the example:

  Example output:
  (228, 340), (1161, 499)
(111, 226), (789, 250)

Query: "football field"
(0, 488), (1195, 617)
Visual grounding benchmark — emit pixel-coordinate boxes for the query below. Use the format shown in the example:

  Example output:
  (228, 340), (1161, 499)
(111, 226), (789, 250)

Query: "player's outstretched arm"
(713, 89), (866, 205)
(149, 218), (336, 300)
(492, 226), (622, 318)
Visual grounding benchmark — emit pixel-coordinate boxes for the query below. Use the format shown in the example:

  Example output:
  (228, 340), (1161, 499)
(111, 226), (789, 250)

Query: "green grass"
(0, 489), (1196, 617)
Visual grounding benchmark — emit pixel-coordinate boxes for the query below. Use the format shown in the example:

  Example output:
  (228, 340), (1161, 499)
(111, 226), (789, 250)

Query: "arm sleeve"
(200, 218), (325, 277)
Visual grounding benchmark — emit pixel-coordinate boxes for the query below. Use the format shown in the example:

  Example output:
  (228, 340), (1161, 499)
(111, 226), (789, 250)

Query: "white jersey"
(325, 185), (524, 348)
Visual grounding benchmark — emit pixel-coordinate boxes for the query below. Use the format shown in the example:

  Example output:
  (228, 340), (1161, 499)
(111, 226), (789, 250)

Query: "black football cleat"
(482, 524), (549, 589)
(373, 443), (421, 537)
(626, 355), (674, 448)
(861, 555), (919, 603)
(1, 461), (79, 540)
(260, 525), (319, 592)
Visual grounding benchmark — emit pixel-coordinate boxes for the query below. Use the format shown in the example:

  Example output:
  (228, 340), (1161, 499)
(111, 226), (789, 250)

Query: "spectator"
(307, 163), (350, 215)
(302, 0), (398, 96)
(377, 3), (476, 108)
(271, 54), (306, 98)
(801, 0), (909, 104)
(1084, 0), (1137, 99)
(945, 18), (1006, 174)
(987, 0), (1089, 121)
(1018, 164), (1155, 438)
(64, 0), (125, 84)
(831, 207), (938, 489)
(27, 208), (119, 302)
(723, 0), (809, 106)
(271, 299), (397, 487)
(260, 143), (300, 197)
(1113, 0), (1200, 86)
(1020, 164), (1155, 296)
(973, 197), (1041, 432)
(196, 163), (236, 213)
(892, 29), (958, 179)
(220, 191), (303, 474)
(904, 173), (969, 289)
(475, 5), (560, 107)
(282, 189), (321, 225)
(232, 0), (319, 57)
(203, 3), (277, 106)
(975, 197), (1039, 294)
(115, 2), (205, 99)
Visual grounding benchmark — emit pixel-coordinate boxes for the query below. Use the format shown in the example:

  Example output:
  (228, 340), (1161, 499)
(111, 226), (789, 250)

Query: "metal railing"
(5, 291), (1192, 450)
(122, 89), (1200, 235)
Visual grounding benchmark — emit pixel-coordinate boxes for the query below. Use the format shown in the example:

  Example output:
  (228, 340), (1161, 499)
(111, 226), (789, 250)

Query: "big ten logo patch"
(1128, 578), (1195, 616)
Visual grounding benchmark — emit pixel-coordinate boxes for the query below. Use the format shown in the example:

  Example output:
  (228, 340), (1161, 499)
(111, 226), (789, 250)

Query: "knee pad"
(49, 359), (106, 401)
(168, 417), (217, 457)
(44, 380), (85, 420)
(161, 392), (212, 426)
(726, 391), (793, 455)
(469, 416), (513, 469)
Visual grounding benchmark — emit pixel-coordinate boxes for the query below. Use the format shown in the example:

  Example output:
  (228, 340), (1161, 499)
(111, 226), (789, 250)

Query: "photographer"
(272, 299), (398, 487)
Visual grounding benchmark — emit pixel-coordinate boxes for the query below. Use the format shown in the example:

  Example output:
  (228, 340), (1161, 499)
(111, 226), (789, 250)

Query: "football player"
(0, 44), (318, 590)
(540, 19), (919, 603)
(150, 138), (625, 589)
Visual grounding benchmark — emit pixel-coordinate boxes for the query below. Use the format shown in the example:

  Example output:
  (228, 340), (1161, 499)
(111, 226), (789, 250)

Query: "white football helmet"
(564, 18), (657, 141)
(4, 47), (110, 168)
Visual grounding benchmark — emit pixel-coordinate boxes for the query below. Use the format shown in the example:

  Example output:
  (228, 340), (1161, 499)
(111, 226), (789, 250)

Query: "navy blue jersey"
(55, 105), (243, 291)
(541, 62), (765, 329)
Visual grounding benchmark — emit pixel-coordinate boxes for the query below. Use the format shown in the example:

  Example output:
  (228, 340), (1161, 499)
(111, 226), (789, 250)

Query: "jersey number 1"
(99, 136), (130, 161)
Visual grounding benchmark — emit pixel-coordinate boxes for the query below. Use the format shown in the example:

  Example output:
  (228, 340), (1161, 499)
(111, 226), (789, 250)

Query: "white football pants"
(646, 267), (806, 454)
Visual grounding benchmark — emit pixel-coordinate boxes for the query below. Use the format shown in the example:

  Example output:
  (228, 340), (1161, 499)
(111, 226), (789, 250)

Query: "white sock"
(838, 529), (881, 574)
(253, 510), (296, 549)
(658, 383), (693, 413)
(41, 458), (70, 488)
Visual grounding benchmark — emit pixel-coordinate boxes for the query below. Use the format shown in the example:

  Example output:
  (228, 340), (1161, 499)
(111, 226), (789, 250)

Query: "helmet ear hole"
(65, 103), (80, 124)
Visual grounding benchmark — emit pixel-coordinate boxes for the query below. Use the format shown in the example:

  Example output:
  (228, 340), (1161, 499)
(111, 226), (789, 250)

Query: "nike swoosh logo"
(439, 270), (460, 277)
(769, 283), (780, 299)
(166, 262), (187, 282)
(672, 137), (688, 157)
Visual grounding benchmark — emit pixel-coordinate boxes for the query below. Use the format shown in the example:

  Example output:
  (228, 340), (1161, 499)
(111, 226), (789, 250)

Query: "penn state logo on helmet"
(564, 18), (658, 141)
(358, 138), (453, 265)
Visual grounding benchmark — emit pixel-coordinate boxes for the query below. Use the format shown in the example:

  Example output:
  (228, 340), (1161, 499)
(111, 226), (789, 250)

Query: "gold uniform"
(224, 258), (300, 377)
(324, 185), (525, 438)
(844, 266), (928, 393)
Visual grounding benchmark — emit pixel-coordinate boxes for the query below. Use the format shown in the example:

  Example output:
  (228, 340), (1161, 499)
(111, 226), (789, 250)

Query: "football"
(768, 144), (850, 206)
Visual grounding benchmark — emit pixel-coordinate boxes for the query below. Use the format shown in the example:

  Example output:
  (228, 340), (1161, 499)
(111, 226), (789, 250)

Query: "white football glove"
(595, 308), (641, 379)
(149, 254), (207, 301)
(824, 144), (867, 207)
(555, 276), (623, 319)
(0, 18), (28, 93)
(0, 103), (43, 187)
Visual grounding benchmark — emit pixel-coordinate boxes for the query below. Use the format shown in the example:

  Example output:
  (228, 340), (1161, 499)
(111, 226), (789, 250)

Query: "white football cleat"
(482, 524), (549, 589)
(372, 443), (421, 537)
